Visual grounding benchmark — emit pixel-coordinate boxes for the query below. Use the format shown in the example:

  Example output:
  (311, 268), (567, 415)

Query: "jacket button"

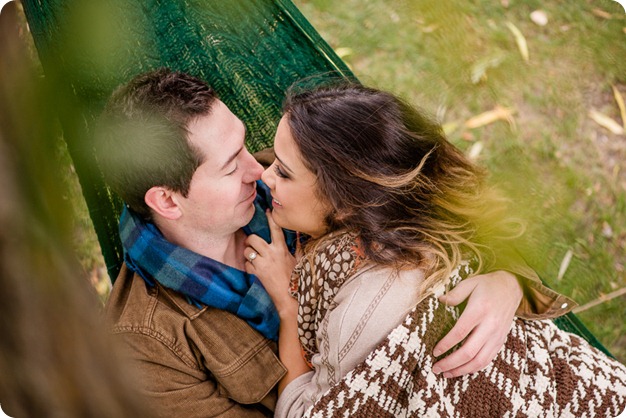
(560, 303), (568, 309)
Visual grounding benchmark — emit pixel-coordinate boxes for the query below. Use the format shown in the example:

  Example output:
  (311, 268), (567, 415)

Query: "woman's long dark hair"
(284, 82), (523, 289)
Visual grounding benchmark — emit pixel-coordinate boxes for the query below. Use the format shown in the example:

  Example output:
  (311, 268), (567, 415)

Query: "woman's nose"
(261, 164), (274, 188)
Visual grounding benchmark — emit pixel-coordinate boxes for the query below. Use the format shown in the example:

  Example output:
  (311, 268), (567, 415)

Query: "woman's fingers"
(266, 210), (285, 244)
(433, 277), (479, 357)
(245, 234), (268, 255)
(437, 276), (477, 307)
(434, 333), (505, 378)
(432, 317), (509, 377)
(433, 271), (521, 377)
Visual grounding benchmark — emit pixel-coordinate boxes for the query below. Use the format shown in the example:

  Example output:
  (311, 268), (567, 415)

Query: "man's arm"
(113, 331), (275, 418)
(494, 252), (577, 319)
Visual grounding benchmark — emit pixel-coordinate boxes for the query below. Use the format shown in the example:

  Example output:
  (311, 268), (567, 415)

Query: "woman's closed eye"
(274, 163), (290, 179)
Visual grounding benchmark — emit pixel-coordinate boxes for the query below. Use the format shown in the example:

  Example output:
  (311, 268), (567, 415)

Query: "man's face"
(174, 100), (263, 238)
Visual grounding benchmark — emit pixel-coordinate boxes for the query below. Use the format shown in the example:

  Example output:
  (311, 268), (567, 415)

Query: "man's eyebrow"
(275, 154), (294, 174)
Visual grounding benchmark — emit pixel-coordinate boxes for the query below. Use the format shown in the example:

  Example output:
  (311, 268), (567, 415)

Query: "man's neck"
(207, 229), (246, 270)
(156, 220), (247, 270)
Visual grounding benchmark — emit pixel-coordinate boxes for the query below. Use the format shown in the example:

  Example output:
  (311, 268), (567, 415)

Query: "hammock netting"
(20, 0), (611, 356)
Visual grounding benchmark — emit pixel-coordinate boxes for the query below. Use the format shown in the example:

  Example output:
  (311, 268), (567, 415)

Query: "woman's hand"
(244, 210), (297, 315)
(432, 270), (523, 377)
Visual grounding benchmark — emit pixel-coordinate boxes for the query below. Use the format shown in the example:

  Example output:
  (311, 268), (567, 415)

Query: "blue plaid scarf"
(119, 181), (294, 341)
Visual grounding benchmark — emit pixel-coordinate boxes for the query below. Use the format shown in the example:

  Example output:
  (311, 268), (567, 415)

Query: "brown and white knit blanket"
(294, 233), (626, 418)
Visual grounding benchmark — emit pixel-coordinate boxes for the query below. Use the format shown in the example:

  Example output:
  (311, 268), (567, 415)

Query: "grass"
(293, 0), (626, 361)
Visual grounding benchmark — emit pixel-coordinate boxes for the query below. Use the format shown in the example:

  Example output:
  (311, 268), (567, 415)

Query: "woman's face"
(261, 115), (330, 238)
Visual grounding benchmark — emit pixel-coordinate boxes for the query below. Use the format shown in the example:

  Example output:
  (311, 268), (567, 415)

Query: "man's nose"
(243, 151), (264, 182)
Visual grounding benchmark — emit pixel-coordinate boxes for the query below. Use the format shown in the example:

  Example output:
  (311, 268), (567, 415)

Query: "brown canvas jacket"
(105, 265), (286, 417)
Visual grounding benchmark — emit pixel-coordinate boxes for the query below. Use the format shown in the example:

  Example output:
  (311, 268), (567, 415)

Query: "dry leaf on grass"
(505, 21), (529, 62)
(334, 47), (353, 59)
(589, 109), (625, 135)
(442, 121), (460, 136)
(467, 141), (483, 160)
(530, 10), (548, 26)
(471, 52), (506, 84)
(612, 85), (626, 129)
(420, 24), (439, 33)
(464, 106), (516, 129)
(591, 8), (613, 19)
(602, 221), (614, 238)
(557, 249), (573, 281)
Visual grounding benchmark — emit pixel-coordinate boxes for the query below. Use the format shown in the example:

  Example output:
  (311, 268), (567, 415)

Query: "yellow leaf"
(467, 141), (483, 160)
(556, 249), (573, 281)
(589, 109), (625, 135)
(442, 121), (460, 135)
(334, 47), (353, 59)
(505, 22), (529, 62)
(464, 106), (516, 129)
(591, 8), (612, 19)
(530, 10), (548, 26)
(421, 24), (439, 33)
(612, 85), (626, 129)
(470, 52), (506, 84)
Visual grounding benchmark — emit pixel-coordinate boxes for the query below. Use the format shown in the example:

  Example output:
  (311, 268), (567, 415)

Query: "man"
(94, 69), (574, 417)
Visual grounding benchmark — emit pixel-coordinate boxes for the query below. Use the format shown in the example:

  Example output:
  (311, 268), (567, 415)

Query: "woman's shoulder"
(297, 230), (368, 282)
(312, 230), (365, 260)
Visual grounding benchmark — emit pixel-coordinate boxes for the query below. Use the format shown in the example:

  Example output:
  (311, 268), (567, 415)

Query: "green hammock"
(21, 0), (612, 357)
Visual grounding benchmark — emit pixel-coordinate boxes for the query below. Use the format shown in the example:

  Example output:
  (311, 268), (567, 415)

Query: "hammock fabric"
(21, 0), (611, 356)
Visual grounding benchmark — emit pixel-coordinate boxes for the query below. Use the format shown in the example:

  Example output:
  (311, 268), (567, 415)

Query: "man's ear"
(144, 186), (182, 220)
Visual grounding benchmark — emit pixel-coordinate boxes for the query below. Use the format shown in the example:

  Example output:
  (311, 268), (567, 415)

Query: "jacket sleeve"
(489, 245), (577, 319)
(112, 330), (275, 418)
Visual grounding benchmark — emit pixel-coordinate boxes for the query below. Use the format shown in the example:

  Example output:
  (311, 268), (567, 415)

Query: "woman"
(245, 83), (626, 417)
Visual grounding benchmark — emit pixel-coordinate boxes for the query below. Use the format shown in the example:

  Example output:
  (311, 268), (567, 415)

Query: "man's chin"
(240, 204), (257, 226)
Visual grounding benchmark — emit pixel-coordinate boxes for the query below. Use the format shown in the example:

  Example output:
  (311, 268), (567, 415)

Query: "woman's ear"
(144, 186), (182, 220)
